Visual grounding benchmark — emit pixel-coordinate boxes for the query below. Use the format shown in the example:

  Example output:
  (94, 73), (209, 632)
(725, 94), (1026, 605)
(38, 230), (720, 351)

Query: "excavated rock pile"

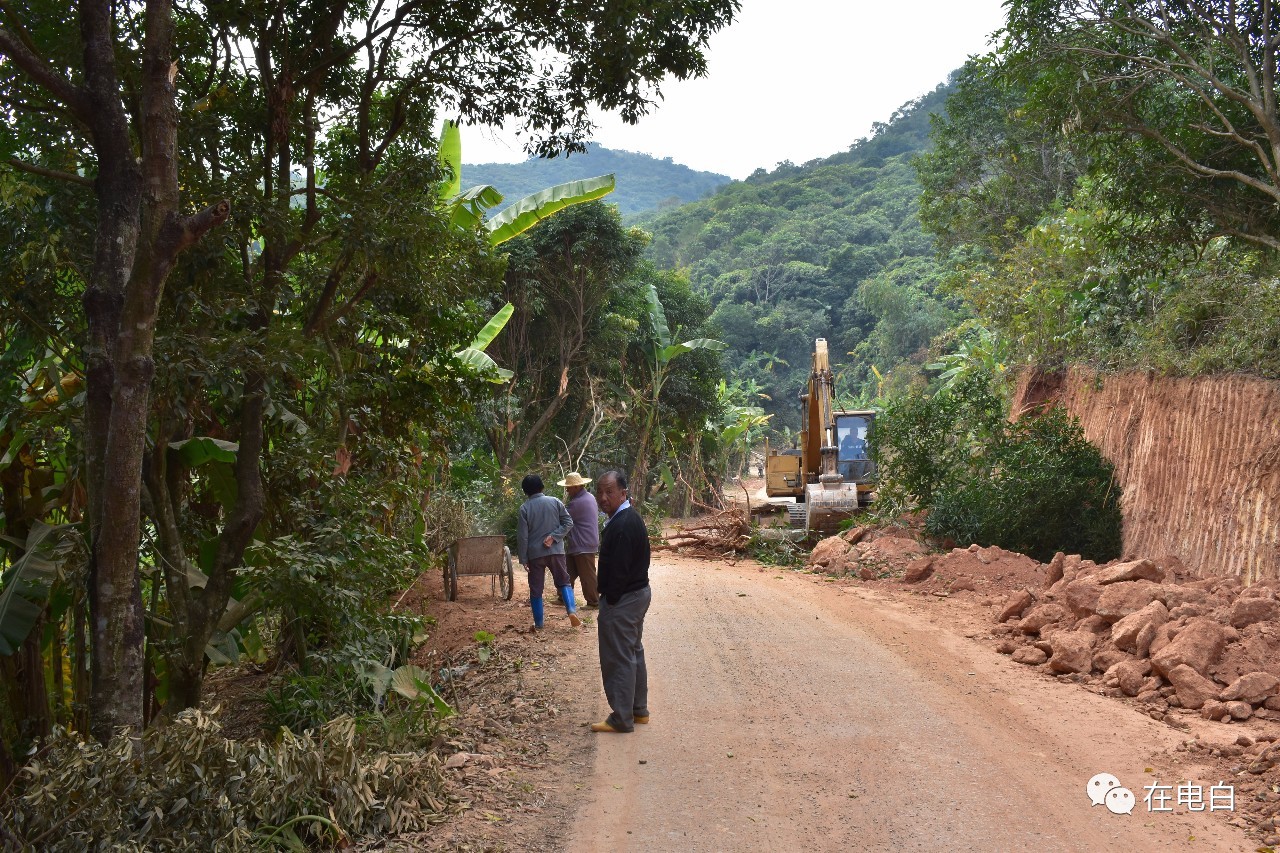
(994, 554), (1280, 728)
(806, 529), (1280, 728)
(806, 527), (1280, 840)
(806, 525), (1048, 594)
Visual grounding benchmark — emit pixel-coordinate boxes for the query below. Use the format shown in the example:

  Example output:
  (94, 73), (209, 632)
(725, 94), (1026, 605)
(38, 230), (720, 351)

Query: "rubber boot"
(558, 585), (578, 614)
(530, 597), (545, 629)
(559, 585), (582, 627)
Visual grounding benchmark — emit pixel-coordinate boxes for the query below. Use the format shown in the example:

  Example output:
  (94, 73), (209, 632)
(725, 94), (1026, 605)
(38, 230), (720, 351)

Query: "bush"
(873, 373), (1122, 562)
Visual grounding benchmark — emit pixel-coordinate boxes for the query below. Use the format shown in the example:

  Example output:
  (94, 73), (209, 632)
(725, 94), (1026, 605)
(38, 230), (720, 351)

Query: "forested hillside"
(465, 143), (730, 216)
(636, 82), (959, 426)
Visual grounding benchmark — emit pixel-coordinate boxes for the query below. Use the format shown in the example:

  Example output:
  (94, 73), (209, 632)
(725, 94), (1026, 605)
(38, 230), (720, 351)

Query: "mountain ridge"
(464, 143), (731, 217)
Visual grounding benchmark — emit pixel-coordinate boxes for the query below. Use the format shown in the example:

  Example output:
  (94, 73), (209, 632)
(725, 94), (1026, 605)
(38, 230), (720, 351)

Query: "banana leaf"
(438, 119), (462, 200)
(466, 302), (514, 351)
(486, 174), (615, 245)
(453, 347), (514, 382)
(644, 283), (672, 350)
(447, 302), (515, 382)
(0, 522), (71, 655)
(169, 436), (239, 466)
(447, 184), (505, 231)
(658, 337), (727, 364)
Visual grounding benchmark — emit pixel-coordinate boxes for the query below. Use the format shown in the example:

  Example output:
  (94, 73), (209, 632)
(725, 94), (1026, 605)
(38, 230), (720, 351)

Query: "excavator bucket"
(804, 481), (862, 535)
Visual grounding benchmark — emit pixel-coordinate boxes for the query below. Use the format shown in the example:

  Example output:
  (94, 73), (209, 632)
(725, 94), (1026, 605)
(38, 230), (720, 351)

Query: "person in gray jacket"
(517, 474), (581, 630)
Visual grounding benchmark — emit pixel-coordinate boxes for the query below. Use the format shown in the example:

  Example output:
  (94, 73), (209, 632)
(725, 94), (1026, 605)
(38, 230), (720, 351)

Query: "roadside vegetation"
(4, 0), (1280, 847)
(0, 0), (743, 846)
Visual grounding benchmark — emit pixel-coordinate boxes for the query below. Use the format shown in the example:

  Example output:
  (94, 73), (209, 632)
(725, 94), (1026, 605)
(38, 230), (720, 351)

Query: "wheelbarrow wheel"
(444, 549), (458, 601)
(501, 547), (514, 600)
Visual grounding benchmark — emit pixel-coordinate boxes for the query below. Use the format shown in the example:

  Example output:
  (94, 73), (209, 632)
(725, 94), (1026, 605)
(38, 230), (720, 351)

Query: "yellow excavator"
(764, 339), (876, 533)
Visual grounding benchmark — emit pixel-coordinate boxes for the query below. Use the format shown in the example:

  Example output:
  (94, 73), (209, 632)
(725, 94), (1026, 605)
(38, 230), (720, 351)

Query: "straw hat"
(557, 471), (591, 487)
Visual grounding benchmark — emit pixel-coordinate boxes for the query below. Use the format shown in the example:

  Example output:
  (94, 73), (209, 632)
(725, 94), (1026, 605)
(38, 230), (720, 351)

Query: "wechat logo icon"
(1087, 772), (1135, 815)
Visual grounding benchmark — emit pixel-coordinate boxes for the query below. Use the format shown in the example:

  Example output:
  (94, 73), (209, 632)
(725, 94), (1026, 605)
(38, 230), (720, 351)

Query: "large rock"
(1148, 621), (1181, 657)
(1012, 646), (1048, 665)
(1064, 577), (1104, 618)
(1200, 700), (1230, 721)
(1045, 552), (1066, 587)
(1048, 631), (1094, 674)
(903, 557), (935, 583)
(808, 536), (849, 570)
(1043, 576), (1069, 601)
(1111, 658), (1153, 697)
(1076, 614), (1110, 635)
(998, 589), (1035, 623)
(1211, 624), (1280, 683)
(1239, 583), (1276, 600)
(1095, 581), (1161, 622)
(1018, 602), (1068, 635)
(841, 525), (869, 545)
(1151, 617), (1228, 678)
(1111, 600), (1169, 653)
(1135, 622), (1161, 658)
(1092, 644), (1132, 674)
(1225, 700), (1253, 721)
(1158, 584), (1209, 611)
(1094, 559), (1164, 585)
(1166, 663), (1220, 710)
(1230, 596), (1280, 628)
(1220, 672), (1280, 704)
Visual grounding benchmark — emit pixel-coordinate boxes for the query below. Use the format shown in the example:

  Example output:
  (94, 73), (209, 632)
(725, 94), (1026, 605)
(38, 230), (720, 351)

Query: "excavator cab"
(835, 413), (873, 483)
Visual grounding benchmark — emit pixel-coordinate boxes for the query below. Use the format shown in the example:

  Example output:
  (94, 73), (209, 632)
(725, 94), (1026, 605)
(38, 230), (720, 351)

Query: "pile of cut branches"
(659, 509), (750, 556)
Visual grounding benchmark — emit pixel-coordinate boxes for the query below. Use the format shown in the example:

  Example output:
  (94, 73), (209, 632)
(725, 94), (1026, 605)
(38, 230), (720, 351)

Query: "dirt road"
(564, 556), (1253, 852)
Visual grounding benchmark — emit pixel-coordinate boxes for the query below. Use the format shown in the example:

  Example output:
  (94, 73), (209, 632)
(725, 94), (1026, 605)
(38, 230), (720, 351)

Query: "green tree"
(1003, 0), (1280, 250)
(916, 57), (1081, 254)
(1, 0), (741, 738)
(488, 202), (649, 471)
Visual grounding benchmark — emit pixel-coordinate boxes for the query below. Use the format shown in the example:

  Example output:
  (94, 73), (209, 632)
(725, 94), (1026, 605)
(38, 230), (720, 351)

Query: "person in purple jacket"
(558, 471), (601, 608)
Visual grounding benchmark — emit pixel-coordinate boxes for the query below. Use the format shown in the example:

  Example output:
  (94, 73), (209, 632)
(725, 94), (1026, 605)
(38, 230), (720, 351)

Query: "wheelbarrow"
(444, 535), (514, 601)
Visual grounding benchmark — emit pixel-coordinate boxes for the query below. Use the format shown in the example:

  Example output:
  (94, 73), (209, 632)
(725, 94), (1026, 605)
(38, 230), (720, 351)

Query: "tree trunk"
(0, 724), (14, 792)
(75, 0), (229, 741)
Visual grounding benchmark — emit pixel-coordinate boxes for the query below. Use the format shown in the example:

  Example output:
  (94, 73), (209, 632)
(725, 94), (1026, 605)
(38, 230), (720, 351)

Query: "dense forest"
(465, 143), (731, 217)
(635, 84), (957, 426)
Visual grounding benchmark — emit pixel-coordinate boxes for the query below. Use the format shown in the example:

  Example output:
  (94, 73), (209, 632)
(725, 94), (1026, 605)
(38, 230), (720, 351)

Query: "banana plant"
(436, 120), (615, 247)
(927, 324), (1010, 390)
(434, 121), (615, 385)
(0, 521), (83, 655)
(632, 283), (727, 499)
(452, 302), (515, 383)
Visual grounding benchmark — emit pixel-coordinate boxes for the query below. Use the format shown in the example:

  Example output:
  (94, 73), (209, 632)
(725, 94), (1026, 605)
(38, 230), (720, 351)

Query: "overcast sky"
(463, 0), (1009, 180)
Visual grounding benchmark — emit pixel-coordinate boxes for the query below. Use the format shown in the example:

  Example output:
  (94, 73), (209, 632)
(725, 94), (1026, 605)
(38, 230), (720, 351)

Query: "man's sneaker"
(569, 612), (582, 628)
(633, 714), (649, 724)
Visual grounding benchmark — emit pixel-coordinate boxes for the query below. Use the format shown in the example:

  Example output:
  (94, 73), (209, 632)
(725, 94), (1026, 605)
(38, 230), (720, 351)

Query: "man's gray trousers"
(598, 586), (651, 731)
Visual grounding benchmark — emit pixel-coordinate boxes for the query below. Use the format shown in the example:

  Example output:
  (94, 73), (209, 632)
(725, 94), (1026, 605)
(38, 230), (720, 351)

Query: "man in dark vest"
(591, 469), (652, 733)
